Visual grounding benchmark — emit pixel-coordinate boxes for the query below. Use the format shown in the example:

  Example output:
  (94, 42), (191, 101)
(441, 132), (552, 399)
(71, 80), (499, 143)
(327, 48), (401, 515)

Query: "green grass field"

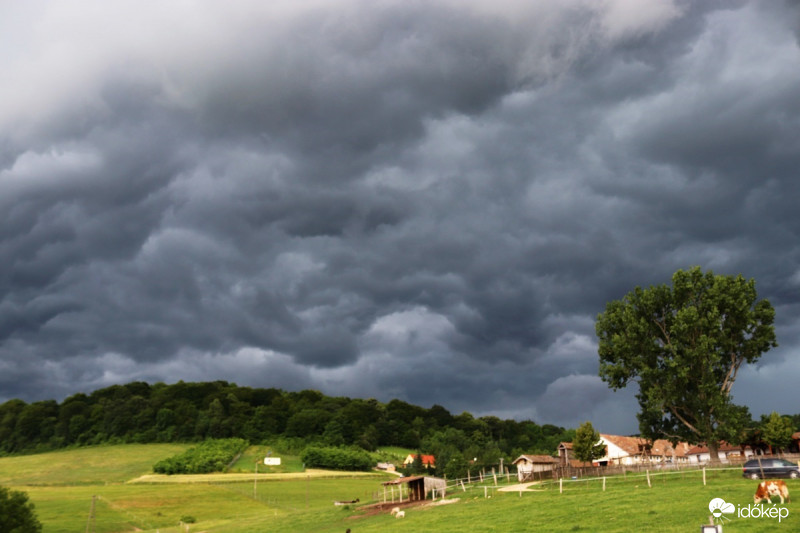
(227, 444), (306, 473)
(0, 444), (191, 486)
(2, 445), (798, 532)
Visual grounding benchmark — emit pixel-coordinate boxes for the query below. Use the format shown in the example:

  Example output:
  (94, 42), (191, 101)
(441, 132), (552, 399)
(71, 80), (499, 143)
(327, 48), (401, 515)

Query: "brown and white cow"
(754, 480), (790, 504)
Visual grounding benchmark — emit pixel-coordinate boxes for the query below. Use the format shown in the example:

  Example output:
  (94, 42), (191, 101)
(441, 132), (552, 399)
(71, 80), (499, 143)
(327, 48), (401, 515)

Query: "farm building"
(511, 454), (557, 481)
(561, 434), (692, 466)
(686, 442), (755, 463)
(594, 434), (692, 466)
(556, 442), (596, 468)
(557, 442), (577, 466)
(402, 454), (435, 469)
(382, 475), (447, 501)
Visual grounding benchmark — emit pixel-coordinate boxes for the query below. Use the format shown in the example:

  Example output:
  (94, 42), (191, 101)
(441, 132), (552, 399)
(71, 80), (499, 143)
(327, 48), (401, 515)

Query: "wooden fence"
(518, 453), (800, 482)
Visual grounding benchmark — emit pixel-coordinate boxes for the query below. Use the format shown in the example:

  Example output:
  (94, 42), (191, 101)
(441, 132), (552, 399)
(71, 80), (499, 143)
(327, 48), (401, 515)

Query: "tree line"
(0, 380), (574, 468)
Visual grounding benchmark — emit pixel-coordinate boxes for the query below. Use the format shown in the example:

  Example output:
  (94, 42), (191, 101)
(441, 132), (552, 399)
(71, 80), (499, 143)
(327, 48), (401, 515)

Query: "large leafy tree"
(572, 421), (606, 463)
(596, 267), (777, 462)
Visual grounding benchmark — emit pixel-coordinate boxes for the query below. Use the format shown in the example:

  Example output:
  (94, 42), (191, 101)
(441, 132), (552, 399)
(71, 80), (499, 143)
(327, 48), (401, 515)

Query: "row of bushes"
(300, 446), (373, 471)
(153, 438), (248, 474)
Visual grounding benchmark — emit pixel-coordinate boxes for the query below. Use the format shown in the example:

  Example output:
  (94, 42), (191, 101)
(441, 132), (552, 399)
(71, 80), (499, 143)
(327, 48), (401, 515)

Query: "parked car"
(742, 458), (800, 479)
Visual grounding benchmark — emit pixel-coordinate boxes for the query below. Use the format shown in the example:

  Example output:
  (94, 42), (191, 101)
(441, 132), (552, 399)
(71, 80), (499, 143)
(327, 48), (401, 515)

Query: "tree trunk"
(707, 441), (721, 463)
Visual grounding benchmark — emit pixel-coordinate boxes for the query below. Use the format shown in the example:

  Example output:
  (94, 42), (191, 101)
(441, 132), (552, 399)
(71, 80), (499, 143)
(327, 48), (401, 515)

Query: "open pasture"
(4, 445), (799, 532)
(344, 468), (799, 533)
(0, 444), (191, 486)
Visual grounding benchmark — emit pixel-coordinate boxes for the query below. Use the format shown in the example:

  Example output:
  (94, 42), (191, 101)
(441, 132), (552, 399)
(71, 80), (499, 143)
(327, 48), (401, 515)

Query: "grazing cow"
(390, 506), (401, 515)
(754, 480), (790, 504)
(395, 510), (405, 518)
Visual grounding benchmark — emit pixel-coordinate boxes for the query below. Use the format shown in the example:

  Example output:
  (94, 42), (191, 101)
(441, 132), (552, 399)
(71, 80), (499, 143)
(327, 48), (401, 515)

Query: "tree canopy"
(572, 421), (606, 463)
(596, 267), (777, 461)
(0, 380), (575, 478)
(760, 411), (794, 453)
(0, 486), (42, 533)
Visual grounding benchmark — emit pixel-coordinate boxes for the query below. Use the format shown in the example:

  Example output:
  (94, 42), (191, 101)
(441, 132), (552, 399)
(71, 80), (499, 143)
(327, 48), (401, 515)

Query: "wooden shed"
(512, 454), (557, 481)
(382, 475), (425, 502)
(381, 475), (447, 502)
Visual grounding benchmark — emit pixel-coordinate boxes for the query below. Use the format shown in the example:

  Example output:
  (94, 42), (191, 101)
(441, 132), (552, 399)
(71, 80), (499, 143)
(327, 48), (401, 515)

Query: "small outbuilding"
(512, 454), (557, 481)
(381, 475), (447, 502)
(376, 462), (396, 472)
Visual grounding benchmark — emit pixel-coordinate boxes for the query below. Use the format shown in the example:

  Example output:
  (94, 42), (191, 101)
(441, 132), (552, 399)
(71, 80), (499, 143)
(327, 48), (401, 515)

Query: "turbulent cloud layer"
(2, 0), (800, 433)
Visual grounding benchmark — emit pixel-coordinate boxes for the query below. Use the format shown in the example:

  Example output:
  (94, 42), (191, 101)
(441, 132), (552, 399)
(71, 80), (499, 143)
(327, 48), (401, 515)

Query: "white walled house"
(686, 443), (754, 464)
(594, 434), (691, 466)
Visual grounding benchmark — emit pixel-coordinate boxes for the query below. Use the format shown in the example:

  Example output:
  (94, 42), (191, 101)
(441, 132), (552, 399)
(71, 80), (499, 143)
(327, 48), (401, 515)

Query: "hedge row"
(300, 446), (373, 471)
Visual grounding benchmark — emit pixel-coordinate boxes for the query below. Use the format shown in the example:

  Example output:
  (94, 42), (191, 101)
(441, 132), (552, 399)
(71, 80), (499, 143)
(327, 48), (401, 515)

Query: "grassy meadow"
(1, 445), (798, 532)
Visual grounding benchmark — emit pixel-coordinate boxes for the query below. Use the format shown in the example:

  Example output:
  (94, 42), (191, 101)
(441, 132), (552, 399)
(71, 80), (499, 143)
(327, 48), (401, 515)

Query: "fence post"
(603, 477), (606, 491)
(559, 478), (563, 494)
(702, 467), (706, 486)
(646, 469), (651, 488)
(461, 480), (466, 492)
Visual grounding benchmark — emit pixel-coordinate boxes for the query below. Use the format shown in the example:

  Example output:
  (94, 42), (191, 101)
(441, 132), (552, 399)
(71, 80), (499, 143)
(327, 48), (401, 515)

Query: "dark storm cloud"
(2, 0), (800, 434)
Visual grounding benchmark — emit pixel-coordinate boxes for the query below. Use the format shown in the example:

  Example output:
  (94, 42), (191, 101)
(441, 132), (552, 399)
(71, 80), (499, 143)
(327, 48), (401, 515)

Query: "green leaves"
(300, 446), (373, 471)
(572, 421), (605, 463)
(0, 486), (42, 533)
(153, 438), (248, 474)
(596, 267), (776, 454)
(760, 411), (795, 451)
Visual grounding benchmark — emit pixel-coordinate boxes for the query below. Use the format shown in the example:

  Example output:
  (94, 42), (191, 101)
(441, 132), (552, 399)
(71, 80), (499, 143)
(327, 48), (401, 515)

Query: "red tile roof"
(403, 454), (435, 466)
(685, 442), (749, 455)
(600, 434), (690, 458)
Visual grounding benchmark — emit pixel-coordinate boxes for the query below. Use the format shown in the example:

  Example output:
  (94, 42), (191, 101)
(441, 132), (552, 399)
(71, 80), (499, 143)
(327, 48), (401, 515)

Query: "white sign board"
(264, 457), (281, 466)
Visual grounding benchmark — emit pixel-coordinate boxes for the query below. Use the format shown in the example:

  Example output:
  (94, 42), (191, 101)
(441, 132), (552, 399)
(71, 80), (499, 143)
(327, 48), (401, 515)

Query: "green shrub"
(153, 438), (248, 474)
(300, 446), (372, 471)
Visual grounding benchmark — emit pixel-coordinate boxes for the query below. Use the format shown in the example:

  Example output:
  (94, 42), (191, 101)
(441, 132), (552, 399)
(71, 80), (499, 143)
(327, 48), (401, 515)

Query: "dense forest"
(0, 381), (575, 471)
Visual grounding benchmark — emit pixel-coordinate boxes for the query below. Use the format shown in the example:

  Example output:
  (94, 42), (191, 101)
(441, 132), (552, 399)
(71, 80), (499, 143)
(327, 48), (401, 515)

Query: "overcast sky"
(2, 0), (800, 435)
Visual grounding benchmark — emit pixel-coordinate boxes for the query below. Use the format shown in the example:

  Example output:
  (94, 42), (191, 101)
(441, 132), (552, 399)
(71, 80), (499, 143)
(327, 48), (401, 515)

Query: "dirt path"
(128, 469), (382, 484)
(497, 482), (544, 492)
